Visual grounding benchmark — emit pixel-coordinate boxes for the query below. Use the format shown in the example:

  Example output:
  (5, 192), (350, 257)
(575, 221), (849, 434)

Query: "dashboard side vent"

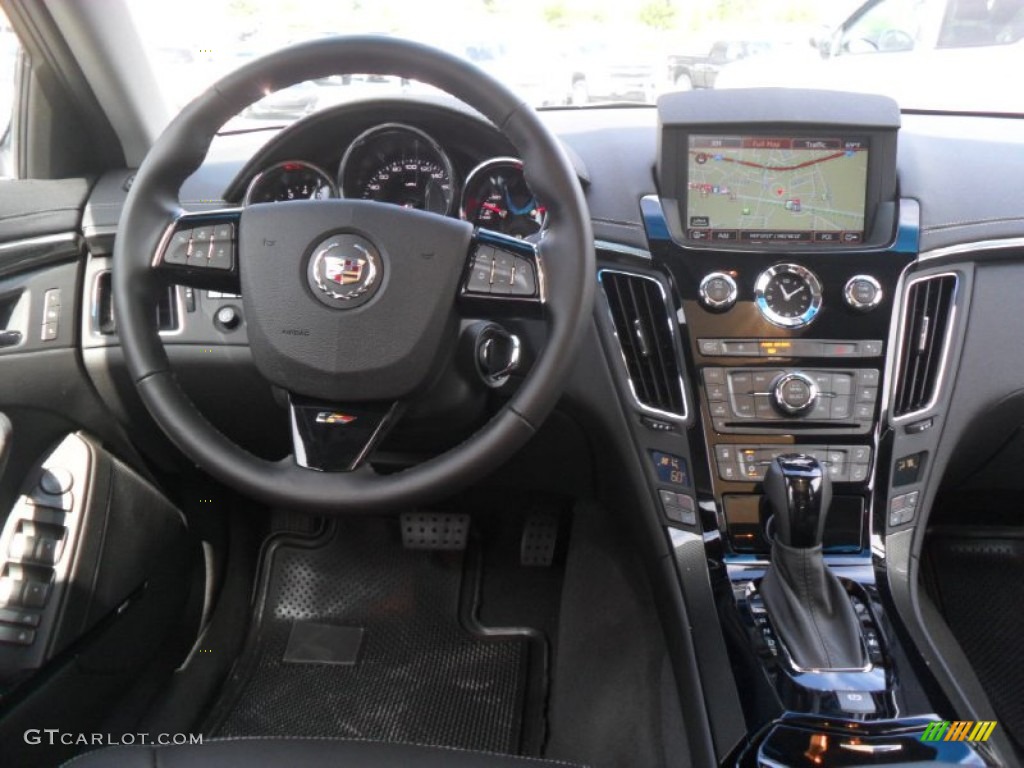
(93, 271), (179, 335)
(598, 269), (687, 419)
(893, 273), (957, 418)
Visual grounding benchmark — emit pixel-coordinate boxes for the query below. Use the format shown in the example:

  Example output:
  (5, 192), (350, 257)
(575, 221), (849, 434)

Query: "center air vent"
(598, 269), (687, 420)
(893, 273), (958, 418)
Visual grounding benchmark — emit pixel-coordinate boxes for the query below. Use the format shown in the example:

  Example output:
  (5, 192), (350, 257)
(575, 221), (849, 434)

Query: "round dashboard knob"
(215, 305), (242, 330)
(699, 272), (738, 310)
(772, 372), (819, 415)
(844, 275), (883, 311)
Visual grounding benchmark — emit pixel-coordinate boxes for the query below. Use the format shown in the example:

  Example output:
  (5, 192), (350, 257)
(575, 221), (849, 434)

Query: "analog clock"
(754, 264), (823, 328)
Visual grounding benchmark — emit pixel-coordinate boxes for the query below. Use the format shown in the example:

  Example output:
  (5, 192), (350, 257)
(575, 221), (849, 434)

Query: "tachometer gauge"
(460, 157), (545, 238)
(243, 161), (338, 205)
(339, 124), (455, 216)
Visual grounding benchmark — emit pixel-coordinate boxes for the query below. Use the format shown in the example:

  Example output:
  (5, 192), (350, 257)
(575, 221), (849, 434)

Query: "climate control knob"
(772, 372), (819, 416)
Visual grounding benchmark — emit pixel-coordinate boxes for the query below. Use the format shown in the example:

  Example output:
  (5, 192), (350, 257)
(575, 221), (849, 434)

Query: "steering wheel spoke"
(458, 228), (544, 316)
(289, 396), (402, 472)
(152, 209), (242, 294)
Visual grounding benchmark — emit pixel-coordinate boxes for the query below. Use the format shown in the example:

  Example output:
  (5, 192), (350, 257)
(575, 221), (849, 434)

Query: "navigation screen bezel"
(656, 92), (901, 253)
(683, 132), (871, 247)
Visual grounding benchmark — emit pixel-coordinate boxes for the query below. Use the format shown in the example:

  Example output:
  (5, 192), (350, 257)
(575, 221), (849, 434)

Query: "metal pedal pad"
(400, 512), (469, 550)
(521, 512), (559, 567)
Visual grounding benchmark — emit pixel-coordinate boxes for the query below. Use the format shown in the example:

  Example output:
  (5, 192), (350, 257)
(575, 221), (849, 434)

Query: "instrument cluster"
(243, 122), (546, 238)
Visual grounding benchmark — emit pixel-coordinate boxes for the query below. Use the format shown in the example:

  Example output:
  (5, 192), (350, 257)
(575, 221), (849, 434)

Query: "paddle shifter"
(760, 455), (866, 670)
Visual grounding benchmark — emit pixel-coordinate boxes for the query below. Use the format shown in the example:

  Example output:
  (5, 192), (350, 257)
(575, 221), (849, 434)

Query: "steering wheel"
(114, 37), (594, 512)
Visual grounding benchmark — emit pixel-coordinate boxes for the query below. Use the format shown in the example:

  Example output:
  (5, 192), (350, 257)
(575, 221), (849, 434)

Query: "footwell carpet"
(205, 518), (536, 754)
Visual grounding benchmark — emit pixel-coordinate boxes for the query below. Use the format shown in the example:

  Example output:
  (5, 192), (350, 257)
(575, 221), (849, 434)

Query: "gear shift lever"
(760, 455), (866, 670)
(764, 454), (830, 548)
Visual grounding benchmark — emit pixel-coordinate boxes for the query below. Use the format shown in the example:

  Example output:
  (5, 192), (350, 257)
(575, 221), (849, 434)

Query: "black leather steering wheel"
(114, 36), (594, 512)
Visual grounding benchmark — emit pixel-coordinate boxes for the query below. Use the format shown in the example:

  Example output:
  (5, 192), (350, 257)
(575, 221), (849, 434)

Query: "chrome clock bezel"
(754, 263), (823, 329)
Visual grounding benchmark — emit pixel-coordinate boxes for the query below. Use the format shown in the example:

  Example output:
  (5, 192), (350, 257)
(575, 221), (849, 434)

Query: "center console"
(597, 89), (993, 765)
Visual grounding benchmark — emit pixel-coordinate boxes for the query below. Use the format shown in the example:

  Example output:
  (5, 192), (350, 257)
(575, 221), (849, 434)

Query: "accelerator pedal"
(521, 512), (559, 567)
(400, 512), (470, 551)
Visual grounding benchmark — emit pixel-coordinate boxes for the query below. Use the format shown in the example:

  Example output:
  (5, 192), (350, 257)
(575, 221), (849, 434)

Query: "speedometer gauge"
(243, 161), (338, 205)
(339, 124), (455, 216)
(460, 158), (545, 238)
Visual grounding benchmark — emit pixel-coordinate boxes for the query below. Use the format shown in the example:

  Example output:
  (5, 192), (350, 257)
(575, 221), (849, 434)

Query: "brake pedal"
(400, 512), (470, 550)
(521, 512), (559, 567)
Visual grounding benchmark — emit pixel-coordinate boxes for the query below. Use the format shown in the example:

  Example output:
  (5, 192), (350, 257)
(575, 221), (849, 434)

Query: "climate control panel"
(703, 367), (880, 434)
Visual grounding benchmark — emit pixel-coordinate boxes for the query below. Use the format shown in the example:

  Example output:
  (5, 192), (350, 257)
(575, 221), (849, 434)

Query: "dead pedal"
(521, 513), (559, 567)
(400, 512), (469, 550)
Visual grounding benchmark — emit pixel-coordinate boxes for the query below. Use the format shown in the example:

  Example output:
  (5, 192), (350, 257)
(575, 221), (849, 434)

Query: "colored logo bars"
(920, 721), (997, 742)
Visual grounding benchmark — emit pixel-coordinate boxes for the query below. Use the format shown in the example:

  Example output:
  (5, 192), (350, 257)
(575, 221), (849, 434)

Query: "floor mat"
(204, 518), (541, 754)
(928, 534), (1024, 747)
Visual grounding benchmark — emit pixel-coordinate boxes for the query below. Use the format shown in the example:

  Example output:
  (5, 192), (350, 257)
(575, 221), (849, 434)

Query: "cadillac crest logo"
(325, 256), (366, 287)
(308, 234), (382, 306)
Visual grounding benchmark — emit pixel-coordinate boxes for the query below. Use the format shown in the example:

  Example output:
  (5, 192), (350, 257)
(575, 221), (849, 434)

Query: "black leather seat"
(61, 738), (587, 767)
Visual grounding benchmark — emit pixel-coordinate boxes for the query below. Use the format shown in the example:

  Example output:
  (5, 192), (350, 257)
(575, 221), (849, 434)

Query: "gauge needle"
(505, 187), (537, 216)
(780, 284), (805, 301)
(481, 202), (507, 218)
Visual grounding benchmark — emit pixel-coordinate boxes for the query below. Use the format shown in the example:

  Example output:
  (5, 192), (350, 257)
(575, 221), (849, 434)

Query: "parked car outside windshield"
(122, 0), (1024, 126)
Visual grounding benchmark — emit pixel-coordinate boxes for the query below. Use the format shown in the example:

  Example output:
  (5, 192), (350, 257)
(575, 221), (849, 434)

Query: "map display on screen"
(686, 134), (868, 245)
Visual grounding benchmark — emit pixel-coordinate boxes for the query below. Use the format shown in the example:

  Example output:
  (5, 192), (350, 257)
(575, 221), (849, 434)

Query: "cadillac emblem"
(308, 234), (382, 306)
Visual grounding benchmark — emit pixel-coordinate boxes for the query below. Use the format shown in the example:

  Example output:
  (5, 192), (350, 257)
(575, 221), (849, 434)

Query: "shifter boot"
(760, 538), (866, 670)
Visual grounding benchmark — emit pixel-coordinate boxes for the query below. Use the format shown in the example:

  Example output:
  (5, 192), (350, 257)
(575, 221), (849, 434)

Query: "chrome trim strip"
(594, 239), (652, 261)
(597, 268), (689, 423)
(890, 272), (960, 424)
(918, 236), (1024, 263)
(0, 232), (78, 253)
(840, 743), (902, 755)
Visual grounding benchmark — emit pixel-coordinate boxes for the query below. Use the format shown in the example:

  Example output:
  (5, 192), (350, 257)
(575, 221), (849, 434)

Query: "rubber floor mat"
(928, 535), (1024, 747)
(205, 518), (539, 754)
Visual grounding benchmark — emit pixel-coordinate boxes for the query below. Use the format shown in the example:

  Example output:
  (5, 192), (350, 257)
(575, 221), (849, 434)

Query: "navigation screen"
(685, 134), (868, 245)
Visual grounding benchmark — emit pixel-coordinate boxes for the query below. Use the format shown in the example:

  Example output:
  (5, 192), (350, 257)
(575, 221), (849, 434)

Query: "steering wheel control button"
(772, 372), (818, 415)
(465, 245), (537, 298)
(215, 306), (242, 331)
(307, 234), (382, 308)
(844, 275), (883, 311)
(38, 468), (73, 496)
(699, 272), (738, 310)
(165, 231), (191, 265)
(754, 264), (823, 328)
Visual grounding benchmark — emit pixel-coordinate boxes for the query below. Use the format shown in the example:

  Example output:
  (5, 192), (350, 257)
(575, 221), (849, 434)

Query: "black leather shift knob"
(764, 454), (831, 548)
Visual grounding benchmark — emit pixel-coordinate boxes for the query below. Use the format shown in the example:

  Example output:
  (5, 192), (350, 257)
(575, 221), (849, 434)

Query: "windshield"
(128, 0), (1024, 127)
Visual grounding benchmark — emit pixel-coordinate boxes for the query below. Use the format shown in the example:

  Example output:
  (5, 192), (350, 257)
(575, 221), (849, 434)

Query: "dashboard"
(0, 85), (1016, 764)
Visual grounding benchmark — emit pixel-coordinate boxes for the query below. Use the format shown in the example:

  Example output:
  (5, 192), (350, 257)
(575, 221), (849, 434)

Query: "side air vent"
(893, 273), (958, 418)
(598, 269), (687, 420)
(92, 270), (180, 335)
